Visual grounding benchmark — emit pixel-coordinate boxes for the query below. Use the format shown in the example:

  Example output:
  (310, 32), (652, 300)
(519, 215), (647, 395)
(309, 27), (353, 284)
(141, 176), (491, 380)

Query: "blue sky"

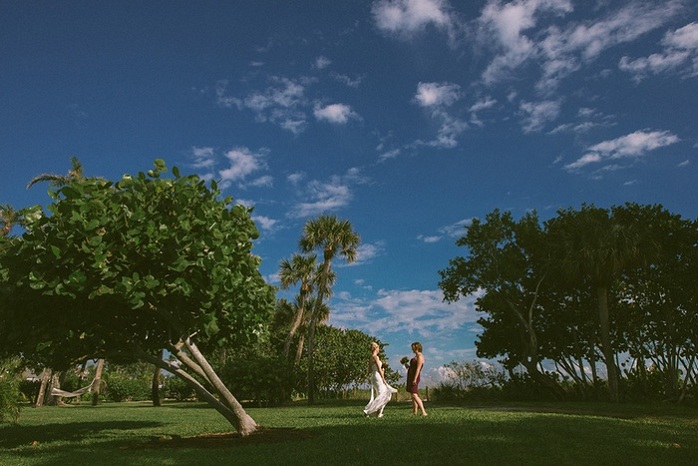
(3, 0), (698, 385)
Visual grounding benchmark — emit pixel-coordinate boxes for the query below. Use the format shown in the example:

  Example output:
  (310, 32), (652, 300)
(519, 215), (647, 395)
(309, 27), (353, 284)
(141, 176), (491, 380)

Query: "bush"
(106, 374), (151, 402)
(0, 358), (22, 424)
(163, 375), (196, 401)
(220, 355), (297, 406)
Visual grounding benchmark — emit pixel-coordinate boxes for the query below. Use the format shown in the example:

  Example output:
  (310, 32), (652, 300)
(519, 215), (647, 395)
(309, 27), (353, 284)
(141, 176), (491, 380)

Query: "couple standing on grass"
(363, 341), (428, 418)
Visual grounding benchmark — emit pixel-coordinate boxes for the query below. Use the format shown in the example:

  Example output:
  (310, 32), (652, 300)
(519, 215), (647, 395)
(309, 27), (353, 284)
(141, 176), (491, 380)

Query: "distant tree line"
(439, 204), (697, 403)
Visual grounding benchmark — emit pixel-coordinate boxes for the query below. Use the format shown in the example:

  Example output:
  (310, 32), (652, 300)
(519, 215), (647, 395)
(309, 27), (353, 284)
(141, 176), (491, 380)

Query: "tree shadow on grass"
(0, 420), (163, 449)
(126, 427), (317, 449)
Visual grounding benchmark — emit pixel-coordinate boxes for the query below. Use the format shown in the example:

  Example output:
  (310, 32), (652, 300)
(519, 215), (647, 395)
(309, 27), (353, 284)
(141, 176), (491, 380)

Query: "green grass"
(1, 400), (695, 465)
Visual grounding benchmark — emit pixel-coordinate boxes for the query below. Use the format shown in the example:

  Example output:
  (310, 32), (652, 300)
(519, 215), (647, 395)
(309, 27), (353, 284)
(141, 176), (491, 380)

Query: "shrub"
(0, 358), (22, 424)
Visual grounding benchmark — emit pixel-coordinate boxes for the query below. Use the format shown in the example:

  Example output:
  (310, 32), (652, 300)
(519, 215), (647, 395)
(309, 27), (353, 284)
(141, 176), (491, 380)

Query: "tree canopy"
(0, 160), (276, 434)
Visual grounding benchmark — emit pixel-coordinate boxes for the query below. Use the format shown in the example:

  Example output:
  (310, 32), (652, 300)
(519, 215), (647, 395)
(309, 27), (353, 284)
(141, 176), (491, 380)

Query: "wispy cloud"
(215, 77), (314, 134)
(413, 81), (468, 147)
(288, 168), (369, 218)
(478, 0), (573, 86)
(219, 147), (270, 188)
(418, 217), (473, 243)
(476, 0), (685, 93)
(565, 129), (680, 171)
(188, 146), (273, 190)
(345, 241), (386, 267)
(331, 288), (482, 339)
(252, 215), (280, 233)
(519, 99), (562, 133)
(620, 22), (698, 80)
(414, 81), (462, 107)
(313, 55), (332, 70)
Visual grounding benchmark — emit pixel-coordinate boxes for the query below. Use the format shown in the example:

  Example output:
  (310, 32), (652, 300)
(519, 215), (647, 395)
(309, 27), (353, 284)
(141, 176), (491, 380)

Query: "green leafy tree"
(297, 326), (397, 398)
(0, 160), (275, 436)
(439, 210), (564, 398)
(0, 204), (22, 237)
(299, 215), (360, 404)
(545, 203), (662, 402)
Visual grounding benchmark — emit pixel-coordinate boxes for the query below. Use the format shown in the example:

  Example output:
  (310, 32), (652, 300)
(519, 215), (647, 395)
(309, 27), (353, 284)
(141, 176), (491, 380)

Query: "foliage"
(439, 203), (697, 403)
(296, 326), (398, 399)
(103, 361), (155, 402)
(0, 358), (22, 424)
(0, 159), (276, 434)
(220, 355), (296, 406)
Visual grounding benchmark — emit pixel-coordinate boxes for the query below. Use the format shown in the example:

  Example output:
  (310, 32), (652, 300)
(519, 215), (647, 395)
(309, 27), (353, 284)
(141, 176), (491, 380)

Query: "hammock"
(50, 378), (97, 398)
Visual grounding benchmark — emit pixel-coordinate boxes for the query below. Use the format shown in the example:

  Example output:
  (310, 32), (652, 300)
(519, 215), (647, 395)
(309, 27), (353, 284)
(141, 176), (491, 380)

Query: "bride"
(363, 342), (397, 418)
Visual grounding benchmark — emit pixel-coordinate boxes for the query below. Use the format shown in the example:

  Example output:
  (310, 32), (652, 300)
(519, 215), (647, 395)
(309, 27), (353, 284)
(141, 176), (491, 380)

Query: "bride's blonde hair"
(370, 342), (379, 351)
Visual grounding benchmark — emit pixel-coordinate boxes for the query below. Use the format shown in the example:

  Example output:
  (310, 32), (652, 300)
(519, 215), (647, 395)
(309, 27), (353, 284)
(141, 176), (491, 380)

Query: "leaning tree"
(0, 160), (275, 436)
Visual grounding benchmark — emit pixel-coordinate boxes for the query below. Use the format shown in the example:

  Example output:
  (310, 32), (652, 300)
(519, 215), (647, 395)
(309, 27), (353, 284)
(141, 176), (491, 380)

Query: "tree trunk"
(152, 350), (162, 407)
(185, 339), (257, 436)
(283, 300), (305, 359)
(597, 286), (619, 402)
(92, 359), (105, 406)
(137, 344), (258, 436)
(306, 302), (319, 404)
(35, 368), (52, 407)
(294, 332), (305, 365)
(47, 371), (66, 406)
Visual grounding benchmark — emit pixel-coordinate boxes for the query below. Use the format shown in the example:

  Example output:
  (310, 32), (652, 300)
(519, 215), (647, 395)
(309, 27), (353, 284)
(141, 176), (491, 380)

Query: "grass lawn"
(1, 400), (695, 465)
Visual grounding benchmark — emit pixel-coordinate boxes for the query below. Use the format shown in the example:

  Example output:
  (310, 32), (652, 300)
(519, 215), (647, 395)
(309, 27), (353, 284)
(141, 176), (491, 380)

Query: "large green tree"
(439, 209), (564, 398)
(545, 203), (662, 402)
(0, 160), (275, 435)
(300, 215), (360, 404)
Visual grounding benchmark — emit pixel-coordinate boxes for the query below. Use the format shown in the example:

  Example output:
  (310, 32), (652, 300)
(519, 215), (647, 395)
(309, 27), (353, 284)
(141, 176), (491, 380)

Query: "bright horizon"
(2, 1), (697, 386)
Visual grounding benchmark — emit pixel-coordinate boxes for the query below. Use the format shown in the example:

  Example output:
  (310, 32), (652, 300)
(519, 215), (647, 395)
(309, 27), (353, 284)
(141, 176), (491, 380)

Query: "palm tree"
(26, 156), (84, 189)
(299, 215), (360, 403)
(546, 204), (651, 402)
(278, 253), (318, 360)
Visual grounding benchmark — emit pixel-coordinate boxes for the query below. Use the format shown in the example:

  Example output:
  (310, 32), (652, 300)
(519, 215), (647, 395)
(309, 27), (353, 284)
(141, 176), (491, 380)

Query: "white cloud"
(619, 22), (698, 80)
(565, 129), (680, 171)
(331, 72), (365, 88)
(476, 0), (685, 92)
(372, 0), (454, 37)
(378, 148), (401, 162)
(414, 82), (462, 107)
(252, 215), (279, 233)
(288, 168), (369, 218)
(219, 147), (269, 186)
(519, 99), (561, 133)
(216, 77), (313, 134)
(287, 172), (306, 185)
(418, 234), (443, 243)
(314, 103), (360, 124)
(349, 241), (386, 266)
(440, 218), (473, 238)
(332, 288), (481, 339)
(313, 55), (332, 70)
(479, 0), (573, 85)
(190, 146), (216, 169)
(413, 82), (467, 148)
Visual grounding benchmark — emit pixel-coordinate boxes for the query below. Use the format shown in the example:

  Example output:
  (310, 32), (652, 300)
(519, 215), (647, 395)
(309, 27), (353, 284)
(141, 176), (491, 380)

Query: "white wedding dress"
(363, 359), (397, 417)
